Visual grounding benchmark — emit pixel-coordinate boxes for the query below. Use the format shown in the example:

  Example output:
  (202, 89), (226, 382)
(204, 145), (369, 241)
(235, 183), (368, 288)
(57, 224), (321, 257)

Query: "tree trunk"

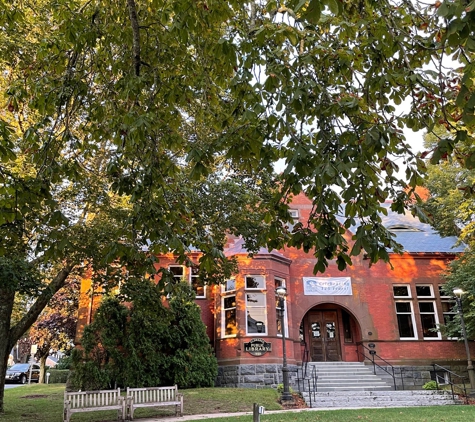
(0, 263), (74, 413)
(0, 288), (16, 414)
(39, 354), (48, 384)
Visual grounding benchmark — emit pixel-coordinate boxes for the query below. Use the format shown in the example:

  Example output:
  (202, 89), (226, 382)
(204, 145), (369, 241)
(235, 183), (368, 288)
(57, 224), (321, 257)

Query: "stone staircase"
(297, 362), (463, 408)
(301, 390), (463, 408)
(299, 362), (393, 392)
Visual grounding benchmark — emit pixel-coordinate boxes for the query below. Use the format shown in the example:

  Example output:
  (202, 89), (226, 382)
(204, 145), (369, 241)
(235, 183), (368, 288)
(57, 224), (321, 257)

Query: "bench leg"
(63, 407), (71, 422)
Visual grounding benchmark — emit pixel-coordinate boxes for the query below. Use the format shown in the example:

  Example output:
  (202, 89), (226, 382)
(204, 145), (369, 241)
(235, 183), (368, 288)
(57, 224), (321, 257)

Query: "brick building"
(77, 193), (474, 388)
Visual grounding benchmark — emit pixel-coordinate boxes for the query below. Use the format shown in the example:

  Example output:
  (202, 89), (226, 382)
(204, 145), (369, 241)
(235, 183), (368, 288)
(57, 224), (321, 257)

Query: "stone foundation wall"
(375, 364), (469, 389)
(215, 364), (299, 389)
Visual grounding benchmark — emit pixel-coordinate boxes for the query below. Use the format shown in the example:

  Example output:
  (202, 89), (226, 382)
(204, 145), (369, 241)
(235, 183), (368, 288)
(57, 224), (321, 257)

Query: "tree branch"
(10, 262), (75, 342)
(126, 0), (141, 77)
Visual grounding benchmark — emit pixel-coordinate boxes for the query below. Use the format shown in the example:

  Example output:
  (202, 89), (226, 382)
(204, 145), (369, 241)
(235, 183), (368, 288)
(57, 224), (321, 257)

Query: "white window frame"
(245, 292), (267, 335)
(223, 278), (236, 293)
(222, 294), (237, 338)
(439, 285), (458, 340)
(190, 266), (206, 299)
(168, 265), (184, 282)
(245, 275), (266, 290)
(416, 284), (435, 299)
(418, 300), (442, 340)
(395, 300), (418, 340)
(275, 277), (288, 337)
(287, 209), (299, 232)
(393, 285), (411, 298)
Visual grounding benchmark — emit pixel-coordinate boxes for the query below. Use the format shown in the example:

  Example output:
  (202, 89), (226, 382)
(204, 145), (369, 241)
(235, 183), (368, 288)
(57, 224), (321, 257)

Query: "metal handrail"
(301, 342), (309, 378)
(356, 342), (401, 390)
(432, 363), (468, 404)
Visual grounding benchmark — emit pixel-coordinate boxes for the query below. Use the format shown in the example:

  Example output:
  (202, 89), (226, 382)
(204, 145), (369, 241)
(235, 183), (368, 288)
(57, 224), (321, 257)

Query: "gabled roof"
(225, 237), (291, 263)
(379, 203), (464, 253)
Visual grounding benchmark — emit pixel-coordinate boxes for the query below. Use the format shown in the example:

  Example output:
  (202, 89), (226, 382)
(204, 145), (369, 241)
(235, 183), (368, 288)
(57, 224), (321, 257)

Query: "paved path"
(137, 407), (382, 422)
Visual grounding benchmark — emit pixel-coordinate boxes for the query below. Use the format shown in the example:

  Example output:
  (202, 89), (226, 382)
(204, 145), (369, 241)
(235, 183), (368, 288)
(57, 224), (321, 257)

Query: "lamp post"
(276, 286), (292, 402)
(453, 288), (475, 396)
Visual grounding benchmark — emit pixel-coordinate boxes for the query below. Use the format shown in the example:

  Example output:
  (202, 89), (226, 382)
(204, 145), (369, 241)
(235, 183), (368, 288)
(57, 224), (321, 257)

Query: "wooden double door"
(308, 310), (341, 362)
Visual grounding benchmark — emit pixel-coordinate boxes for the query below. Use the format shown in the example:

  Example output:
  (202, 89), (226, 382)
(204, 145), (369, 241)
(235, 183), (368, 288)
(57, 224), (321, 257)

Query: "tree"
(29, 277), (79, 383)
(72, 280), (218, 390)
(1, 0), (473, 412)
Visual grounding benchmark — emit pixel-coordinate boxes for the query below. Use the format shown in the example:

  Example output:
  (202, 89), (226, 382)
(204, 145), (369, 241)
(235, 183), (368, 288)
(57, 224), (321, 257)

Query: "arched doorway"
(300, 304), (361, 362)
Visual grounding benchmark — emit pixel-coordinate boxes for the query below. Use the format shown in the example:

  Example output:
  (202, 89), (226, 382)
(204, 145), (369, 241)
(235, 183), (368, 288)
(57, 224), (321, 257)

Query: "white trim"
(189, 267), (206, 299)
(419, 300), (442, 340)
(416, 284), (435, 299)
(245, 292), (268, 336)
(395, 300), (418, 340)
(393, 284), (411, 298)
(245, 275), (266, 290)
(221, 294), (237, 338)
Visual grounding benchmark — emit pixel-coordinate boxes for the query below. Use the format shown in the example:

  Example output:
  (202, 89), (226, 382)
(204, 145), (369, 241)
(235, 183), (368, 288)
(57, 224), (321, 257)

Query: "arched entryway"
(300, 304), (362, 362)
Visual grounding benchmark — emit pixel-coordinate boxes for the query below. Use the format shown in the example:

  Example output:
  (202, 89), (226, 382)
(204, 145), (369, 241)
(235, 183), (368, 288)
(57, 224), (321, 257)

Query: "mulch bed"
(280, 393), (308, 409)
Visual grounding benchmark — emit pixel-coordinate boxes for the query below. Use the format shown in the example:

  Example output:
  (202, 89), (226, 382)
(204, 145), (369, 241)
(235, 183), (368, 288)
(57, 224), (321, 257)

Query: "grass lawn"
(2, 384), (474, 422)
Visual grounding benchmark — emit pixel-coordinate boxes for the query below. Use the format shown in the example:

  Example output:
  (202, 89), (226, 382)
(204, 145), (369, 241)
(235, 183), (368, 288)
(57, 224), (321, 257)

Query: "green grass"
(200, 406), (475, 422)
(1, 384), (474, 422)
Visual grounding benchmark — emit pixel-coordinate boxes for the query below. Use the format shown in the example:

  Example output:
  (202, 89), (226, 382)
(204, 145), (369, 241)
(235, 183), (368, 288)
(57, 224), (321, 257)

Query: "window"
(224, 278), (236, 292)
(418, 302), (440, 339)
(275, 277), (287, 337)
(416, 285), (440, 339)
(245, 275), (265, 290)
(246, 293), (267, 334)
(395, 301), (417, 339)
(439, 285), (458, 339)
(287, 209), (299, 232)
(393, 285), (411, 298)
(416, 285), (434, 298)
(190, 266), (205, 298)
(169, 265), (184, 282)
(222, 295), (237, 337)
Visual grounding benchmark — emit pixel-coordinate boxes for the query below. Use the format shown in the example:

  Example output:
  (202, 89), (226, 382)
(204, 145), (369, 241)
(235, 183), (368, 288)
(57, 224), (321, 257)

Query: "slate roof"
(225, 237), (290, 261)
(376, 203), (464, 254)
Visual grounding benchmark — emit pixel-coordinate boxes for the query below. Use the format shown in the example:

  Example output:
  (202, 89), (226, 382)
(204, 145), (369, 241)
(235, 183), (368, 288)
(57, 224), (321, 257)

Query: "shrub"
(47, 369), (69, 383)
(277, 383), (294, 394)
(72, 280), (218, 390)
(422, 380), (439, 390)
(55, 355), (72, 370)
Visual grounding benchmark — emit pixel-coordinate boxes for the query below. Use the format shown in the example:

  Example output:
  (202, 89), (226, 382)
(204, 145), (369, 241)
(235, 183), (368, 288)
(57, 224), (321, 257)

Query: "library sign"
(244, 338), (272, 357)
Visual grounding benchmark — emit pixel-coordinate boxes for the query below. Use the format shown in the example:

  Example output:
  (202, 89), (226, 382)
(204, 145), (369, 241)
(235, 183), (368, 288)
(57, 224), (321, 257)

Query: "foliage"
(29, 276), (79, 382)
(422, 380), (439, 390)
(276, 383), (294, 394)
(71, 281), (218, 390)
(46, 369), (69, 384)
(3, 0), (475, 413)
(54, 355), (72, 370)
(421, 128), (475, 338)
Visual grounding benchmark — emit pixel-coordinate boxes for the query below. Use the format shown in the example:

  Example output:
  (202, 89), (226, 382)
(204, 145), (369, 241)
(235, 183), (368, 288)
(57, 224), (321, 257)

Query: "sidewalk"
(137, 407), (372, 422)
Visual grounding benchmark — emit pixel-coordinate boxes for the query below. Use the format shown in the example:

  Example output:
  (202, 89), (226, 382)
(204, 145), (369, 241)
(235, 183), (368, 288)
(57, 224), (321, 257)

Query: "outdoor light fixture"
(453, 288), (475, 396)
(276, 286), (292, 402)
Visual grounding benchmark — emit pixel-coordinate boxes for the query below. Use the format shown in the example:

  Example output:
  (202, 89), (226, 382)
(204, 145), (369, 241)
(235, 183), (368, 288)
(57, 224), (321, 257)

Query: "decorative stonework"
(215, 364), (299, 389)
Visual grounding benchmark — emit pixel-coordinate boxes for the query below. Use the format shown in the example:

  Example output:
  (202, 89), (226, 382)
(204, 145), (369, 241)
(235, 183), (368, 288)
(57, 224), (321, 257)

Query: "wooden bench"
(126, 385), (183, 420)
(63, 388), (126, 422)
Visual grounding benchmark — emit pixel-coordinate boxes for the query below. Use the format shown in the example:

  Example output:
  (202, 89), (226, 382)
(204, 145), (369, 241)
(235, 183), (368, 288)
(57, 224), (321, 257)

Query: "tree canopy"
(2, 0), (475, 412)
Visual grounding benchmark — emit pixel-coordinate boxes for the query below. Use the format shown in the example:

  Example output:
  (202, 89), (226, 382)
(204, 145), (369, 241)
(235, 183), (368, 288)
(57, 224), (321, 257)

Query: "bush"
(277, 383), (294, 394)
(422, 380), (439, 390)
(55, 355), (72, 370)
(47, 369), (69, 383)
(72, 280), (218, 390)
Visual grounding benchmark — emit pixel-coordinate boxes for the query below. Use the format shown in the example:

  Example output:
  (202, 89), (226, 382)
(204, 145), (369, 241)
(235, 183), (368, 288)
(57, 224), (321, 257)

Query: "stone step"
(297, 362), (394, 393)
(303, 390), (456, 396)
(301, 391), (463, 408)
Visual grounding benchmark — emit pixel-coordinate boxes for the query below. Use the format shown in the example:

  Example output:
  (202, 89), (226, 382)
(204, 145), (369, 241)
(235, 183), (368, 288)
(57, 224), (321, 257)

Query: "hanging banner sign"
(303, 277), (353, 296)
(244, 338), (272, 356)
